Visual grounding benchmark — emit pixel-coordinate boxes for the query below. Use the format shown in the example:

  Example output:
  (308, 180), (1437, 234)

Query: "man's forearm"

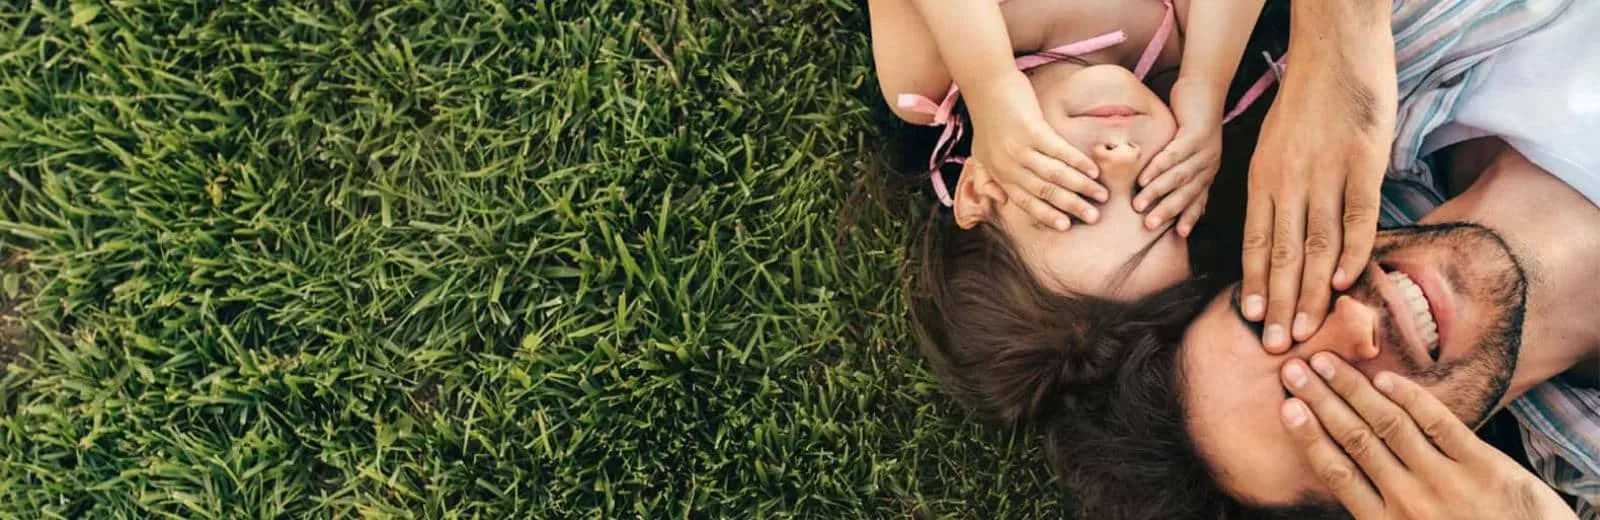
(1285, 0), (1397, 130)
(908, 0), (1020, 95)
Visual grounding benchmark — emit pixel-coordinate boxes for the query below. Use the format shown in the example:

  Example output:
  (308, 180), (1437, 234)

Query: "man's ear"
(953, 162), (1002, 229)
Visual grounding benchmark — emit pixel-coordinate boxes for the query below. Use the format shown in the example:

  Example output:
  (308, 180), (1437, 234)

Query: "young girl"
(872, 0), (1279, 300)
(871, 0), (1291, 426)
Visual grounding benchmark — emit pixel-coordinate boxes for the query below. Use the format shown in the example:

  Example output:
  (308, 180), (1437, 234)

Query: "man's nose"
(1287, 295), (1382, 362)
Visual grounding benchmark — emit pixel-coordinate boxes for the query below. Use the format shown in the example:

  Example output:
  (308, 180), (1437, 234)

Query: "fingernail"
(1333, 268), (1349, 287)
(1283, 400), (1309, 427)
(1264, 324), (1287, 350)
(1056, 219), (1069, 231)
(1085, 208), (1099, 223)
(1133, 199), (1147, 212)
(1284, 361), (1308, 388)
(1096, 190), (1109, 202)
(1292, 312), (1311, 339)
(1311, 355), (1335, 379)
(1374, 372), (1395, 393)
(1243, 295), (1265, 320)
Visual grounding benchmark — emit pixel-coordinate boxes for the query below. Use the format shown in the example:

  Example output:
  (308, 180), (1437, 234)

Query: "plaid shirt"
(1379, 0), (1574, 227)
(1379, 0), (1593, 517)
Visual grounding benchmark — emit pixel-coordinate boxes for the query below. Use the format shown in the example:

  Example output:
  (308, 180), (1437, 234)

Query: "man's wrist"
(1280, 0), (1397, 126)
(1286, 0), (1393, 65)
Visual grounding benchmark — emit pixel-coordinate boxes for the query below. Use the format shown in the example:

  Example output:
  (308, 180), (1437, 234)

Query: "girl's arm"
(867, 0), (952, 124)
(904, 0), (1023, 104)
(1176, 0), (1267, 108)
(1130, 0), (1267, 235)
(870, 0), (1022, 126)
(869, 0), (1104, 228)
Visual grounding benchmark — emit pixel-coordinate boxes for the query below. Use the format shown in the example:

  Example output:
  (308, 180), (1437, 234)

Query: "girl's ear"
(954, 161), (1004, 229)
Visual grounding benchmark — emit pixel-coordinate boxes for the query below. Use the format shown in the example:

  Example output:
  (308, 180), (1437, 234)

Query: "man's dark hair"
(1030, 282), (1351, 519)
(907, 233), (1350, 518)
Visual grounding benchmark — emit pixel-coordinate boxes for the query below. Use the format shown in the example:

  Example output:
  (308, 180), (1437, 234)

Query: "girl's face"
(954, 63), (1187, 299)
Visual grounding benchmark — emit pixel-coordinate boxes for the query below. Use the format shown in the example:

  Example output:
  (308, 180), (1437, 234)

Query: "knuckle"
(1343, 205), (1378, 228)
(1316, 460), (1361, 490)
(1504, 477), (1548, 517)
(1368, 413), (1409, 441)
(1270, 241), (1301, 265)
(1417, 414), (1456, 443)
(1042, 167), (1069, 186)
(1303, 231), (1336, 256)
(1242, 231), (1272, 253)
(1036, 183), (1058, 201)
(1337, 428), (1382, 460)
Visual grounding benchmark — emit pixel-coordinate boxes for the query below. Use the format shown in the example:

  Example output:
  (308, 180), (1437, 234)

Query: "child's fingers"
(1143, 178), (1206, 231)
(1034, 132), (1100, 179)
(1008, 181), (1099, 228)
(1177, 192), (1208, 237)
(1138, 141), (1189, 187)
(1024, 152), (1107, 203)
(1131, 159), (1198, 213)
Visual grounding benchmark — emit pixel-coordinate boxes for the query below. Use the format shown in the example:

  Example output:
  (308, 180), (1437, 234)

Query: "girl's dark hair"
(895, 0), (1291, 415)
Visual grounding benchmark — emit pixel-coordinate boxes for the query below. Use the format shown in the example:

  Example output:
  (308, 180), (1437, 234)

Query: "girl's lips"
(1074, 104), (1140, 117)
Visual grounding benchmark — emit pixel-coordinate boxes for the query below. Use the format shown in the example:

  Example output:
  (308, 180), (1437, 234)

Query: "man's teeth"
(1387, 271), (1439, 356)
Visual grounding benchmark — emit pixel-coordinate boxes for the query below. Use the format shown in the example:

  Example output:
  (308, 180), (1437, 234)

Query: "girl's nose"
(1092, 141), (1139, 171)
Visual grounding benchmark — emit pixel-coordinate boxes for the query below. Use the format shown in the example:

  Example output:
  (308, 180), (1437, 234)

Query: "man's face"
(1180, 223), (1528, 506)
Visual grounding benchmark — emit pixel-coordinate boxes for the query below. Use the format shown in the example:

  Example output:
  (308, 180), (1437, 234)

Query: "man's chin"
(1373, 222), (1526, 430)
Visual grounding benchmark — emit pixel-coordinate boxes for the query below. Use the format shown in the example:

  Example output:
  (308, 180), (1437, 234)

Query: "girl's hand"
(1281, 354), (1578, 520)
(1134, 77), (1224, 236)
(965, 71), (1106, 231)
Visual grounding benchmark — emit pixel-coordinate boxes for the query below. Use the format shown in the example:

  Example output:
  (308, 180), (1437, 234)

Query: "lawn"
(0, 1), (1068, 518)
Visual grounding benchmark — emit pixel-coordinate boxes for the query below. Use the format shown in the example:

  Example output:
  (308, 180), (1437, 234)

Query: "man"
(1046, 0), (1600, 518)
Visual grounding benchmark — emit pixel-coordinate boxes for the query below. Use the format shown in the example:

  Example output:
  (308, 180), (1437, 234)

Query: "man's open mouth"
(1385, 270), (1440, 360)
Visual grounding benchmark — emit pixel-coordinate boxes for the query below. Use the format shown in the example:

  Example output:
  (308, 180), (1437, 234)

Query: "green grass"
(0, 1), (1067, 518)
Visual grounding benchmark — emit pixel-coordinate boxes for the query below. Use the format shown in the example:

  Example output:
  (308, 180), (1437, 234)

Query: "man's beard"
(1371, 222), (1528, 427)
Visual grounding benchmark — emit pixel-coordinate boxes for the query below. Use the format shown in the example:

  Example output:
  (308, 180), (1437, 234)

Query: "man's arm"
(1284, 0), (1396, 133)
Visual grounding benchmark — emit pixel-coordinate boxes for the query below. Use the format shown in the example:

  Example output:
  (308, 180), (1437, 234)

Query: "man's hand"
(1242, 0), (1398, 351)
(1279, 354), (1577, 520)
